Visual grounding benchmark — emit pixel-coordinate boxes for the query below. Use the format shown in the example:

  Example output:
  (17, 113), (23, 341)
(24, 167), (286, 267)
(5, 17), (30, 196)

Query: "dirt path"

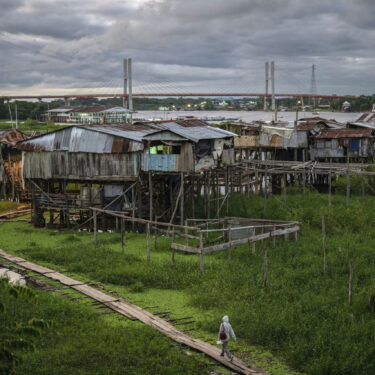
(0, 249), (268, 375)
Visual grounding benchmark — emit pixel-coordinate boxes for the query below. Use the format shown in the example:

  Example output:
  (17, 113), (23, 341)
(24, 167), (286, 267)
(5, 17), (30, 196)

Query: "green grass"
(0, 119), (67, 134)
(2, 188), (375, 374)
(0, 283), (209, 375)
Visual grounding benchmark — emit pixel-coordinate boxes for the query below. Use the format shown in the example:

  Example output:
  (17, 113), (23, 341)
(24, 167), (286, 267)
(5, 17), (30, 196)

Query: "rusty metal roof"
(354, 112), (375, 123)
(315, 128), (373, 139)
(18, 119), (236, 152)
(0, 129), (29, 147)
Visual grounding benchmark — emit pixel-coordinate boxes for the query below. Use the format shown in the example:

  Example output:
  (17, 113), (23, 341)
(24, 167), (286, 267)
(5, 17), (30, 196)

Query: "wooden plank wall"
(23, 151), (139, 180)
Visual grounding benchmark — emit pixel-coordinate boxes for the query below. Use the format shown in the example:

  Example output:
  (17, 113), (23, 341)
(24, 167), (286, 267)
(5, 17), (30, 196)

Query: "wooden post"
(322, 215), (327, 275)
(255, 169), (259, 196)
(228, 225), (232, 262)
(184, 220), (188, 247)
(328, 168), (332, 210)
(93, 210), (97, 247)
(171, 229), (175, 266)
(31, 183), (36, 224)
(263, 167), (268, 214)
(199, 230), (204, 272)
(121, 218), (125, 253)
(154, 215), (158, 250)
(149, 171), (153, 221)
(131, 185), (135, 232)
(147, 223), (151, 262)
(349, 261), (353, 306)
(263, 248), (268, 289)
(225, 167), (229, 215)
(338, 245), (342, 264)
(282, 173), (287, 206)
(115, 217), (119, 232)
(346, 166), (350, 208)
(180, 172), (184, 226)
(192, 176), (195, 219)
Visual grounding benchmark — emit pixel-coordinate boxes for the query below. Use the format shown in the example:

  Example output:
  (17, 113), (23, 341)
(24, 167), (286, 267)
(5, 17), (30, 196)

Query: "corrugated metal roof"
(99, 107), (131, 113)
(353, 112), (375, 123)
(152, 121), (236, 143)
(350, 122), (375, 129)
(315, 128), (373, 139)
(18, 120), (236, 152)
(0, 129), (29, 147)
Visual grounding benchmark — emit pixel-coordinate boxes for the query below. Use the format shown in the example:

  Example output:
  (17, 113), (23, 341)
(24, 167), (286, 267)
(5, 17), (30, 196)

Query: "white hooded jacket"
(218, 315), (236, 342)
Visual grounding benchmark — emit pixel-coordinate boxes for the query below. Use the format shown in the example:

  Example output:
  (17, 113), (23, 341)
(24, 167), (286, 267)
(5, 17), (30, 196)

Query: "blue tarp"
(350, 138), (360, 151)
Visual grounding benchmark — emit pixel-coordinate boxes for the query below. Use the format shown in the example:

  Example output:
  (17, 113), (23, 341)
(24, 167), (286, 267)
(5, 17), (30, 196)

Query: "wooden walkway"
(0, 249), (268, 375)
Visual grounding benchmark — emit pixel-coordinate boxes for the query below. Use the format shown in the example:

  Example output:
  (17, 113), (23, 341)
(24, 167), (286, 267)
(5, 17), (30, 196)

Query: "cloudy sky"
(1, 0), (375, 96)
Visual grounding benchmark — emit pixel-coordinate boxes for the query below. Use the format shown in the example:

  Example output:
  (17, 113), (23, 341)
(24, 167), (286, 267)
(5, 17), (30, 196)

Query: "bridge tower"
(264, 61), (275, 111)
(310, 64), (317, 108)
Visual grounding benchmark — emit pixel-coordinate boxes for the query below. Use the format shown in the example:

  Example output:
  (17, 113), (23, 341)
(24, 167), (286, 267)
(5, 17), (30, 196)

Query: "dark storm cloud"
(0, 0), (375, 95)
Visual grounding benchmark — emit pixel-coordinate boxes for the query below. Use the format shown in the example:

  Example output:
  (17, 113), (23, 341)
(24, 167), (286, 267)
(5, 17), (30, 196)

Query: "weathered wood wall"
(23, 151), (139, 180)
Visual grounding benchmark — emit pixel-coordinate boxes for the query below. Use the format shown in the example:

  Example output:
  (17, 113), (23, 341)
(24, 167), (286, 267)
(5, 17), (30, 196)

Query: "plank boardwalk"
(0, 249), (268, 375)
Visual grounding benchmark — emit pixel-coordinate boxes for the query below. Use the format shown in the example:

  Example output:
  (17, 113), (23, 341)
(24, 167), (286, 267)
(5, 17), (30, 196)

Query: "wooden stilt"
(199, 231), (204, 272)
(121, 218), (125, 253)
(147, 223), (151, 262)
(93, 211), (98, 247)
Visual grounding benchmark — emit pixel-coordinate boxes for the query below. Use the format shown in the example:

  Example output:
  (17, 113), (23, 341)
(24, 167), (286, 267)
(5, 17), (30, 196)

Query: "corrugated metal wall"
(23, 151), (139, 180)
(142, 143), (194, 172)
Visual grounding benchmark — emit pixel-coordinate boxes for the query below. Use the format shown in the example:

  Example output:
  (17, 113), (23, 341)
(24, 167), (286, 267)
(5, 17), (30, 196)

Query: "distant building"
(44, 106), (131, 124)
(342, 101), (351, 112)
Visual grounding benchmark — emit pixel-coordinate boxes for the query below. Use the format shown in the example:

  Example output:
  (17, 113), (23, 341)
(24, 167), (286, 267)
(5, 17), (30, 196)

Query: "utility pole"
(271, 61), (275, 111)
(264, 62), (269, 111)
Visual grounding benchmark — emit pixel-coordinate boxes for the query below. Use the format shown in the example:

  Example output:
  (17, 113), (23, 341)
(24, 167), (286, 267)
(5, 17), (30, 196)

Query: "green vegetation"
(0, 280), (208, 375)
(0, 119), (65, 135)
(1, 186), (375, 374)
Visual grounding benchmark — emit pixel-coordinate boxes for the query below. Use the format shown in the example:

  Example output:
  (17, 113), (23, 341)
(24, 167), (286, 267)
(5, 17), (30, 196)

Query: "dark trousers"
(221, 341), (231, 359)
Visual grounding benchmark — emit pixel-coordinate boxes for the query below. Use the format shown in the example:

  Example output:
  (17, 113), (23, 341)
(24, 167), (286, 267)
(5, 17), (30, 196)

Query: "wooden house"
(17, 120), (236, 225)
(310, 128), (375, 160)
(0, 129), (29, 200)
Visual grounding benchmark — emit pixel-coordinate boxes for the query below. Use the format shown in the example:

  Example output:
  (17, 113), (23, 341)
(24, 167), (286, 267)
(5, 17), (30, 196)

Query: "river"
(133, 110), (360, 123)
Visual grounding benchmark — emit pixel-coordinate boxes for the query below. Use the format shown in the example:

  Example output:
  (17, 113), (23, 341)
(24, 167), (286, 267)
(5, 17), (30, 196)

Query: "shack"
(310, 128), (375, 161)
(0, 129), (29, 200)
(18, 120), (236, 226)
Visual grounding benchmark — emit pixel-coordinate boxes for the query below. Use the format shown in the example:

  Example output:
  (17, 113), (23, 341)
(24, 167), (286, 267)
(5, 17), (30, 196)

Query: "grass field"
(1, 188), (375, 374)
(0, 119), (66, 134)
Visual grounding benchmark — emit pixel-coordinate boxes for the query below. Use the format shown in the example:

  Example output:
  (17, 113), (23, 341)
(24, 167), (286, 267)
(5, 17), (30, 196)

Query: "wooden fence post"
(263, 167), (268, 214)
(328, 169), (332, 210)
(322, 215), (327, 275)
(199, 230), (204, 273)
(228, 225), (232, 262)
(349, 261), (353, 306)
(346, 168), (350, 208)
(263, 248), (268, 289)
(93, 210), (98, 247)
(184, 220), (188, 247)
(171, 229), (175, 266)
(121, 218), (125, 253)
(147, 223), (151, 262)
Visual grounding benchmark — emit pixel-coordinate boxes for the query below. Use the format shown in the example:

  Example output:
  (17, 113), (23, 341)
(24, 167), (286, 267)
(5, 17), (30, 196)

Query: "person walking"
(218, 315), (236, 360)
